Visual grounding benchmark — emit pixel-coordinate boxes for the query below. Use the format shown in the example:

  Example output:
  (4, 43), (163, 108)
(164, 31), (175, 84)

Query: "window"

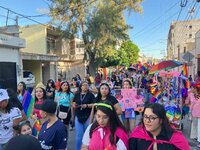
(184, 47), (186, 53)
(189, 34), (192, 38)
(47, 37), (56, 53)
(189, 25), (192, 29)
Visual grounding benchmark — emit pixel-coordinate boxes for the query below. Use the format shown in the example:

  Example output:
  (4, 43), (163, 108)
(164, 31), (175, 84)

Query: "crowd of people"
(0, 67), (196, 150)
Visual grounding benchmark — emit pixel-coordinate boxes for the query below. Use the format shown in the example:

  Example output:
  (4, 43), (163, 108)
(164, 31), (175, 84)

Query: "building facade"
(20, 24), (86, 85)
(0, 25), (25, 90)
(167, 19), (200, 60)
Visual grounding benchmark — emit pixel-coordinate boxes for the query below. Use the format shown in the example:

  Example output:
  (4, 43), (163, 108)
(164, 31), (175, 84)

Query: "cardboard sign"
(114, 89), (144, 111)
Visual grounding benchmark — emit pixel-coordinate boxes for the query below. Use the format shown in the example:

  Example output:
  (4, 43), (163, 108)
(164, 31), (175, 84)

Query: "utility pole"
(6, 9), (10, 26)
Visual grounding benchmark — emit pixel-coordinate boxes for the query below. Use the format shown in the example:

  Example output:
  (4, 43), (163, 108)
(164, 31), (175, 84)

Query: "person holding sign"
(95, 83), (122, 115)
(121, 79), (137, 134)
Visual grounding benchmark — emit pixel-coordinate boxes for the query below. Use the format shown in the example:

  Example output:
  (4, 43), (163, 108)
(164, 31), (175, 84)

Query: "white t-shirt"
(0, 107), (22, 144)
(82, 124), (127, 150)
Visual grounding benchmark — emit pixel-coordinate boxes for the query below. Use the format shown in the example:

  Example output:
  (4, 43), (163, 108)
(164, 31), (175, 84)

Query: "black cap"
(34, 99), (57, 114)
(5, 135), (42, 150)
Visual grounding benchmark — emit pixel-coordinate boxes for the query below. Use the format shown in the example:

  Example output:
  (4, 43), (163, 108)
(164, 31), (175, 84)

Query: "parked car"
(22, 70), (35, 87)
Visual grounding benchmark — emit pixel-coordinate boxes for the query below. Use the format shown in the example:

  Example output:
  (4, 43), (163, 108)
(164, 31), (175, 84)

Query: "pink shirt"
(33, 100), (43, 119)
(189, 93), (200, 118)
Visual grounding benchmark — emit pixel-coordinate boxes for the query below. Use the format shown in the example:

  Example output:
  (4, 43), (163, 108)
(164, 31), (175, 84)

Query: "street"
(67, 115), (199, 150)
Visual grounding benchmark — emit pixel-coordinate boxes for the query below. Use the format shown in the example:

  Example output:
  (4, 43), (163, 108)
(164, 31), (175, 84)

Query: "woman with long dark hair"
(129, 103), (189, 150)
(46, 79), (55, 100)
(55, 81), (74, 132)
(7, 88), (27, 121)
(17, 81), (27, 103)
(95, 83), (122, 115)
(121, 79), (137, 134)
(73, 81), (95, 150)
(81, 100), (128, 150)
(30, 86), (46, 125)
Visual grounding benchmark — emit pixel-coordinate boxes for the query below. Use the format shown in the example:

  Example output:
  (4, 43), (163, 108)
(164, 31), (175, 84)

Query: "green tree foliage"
(47, 0), (143, 75)
(118, 41), (140, 66)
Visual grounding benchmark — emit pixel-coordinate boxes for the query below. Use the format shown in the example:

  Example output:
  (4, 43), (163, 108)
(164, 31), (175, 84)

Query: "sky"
(0, 0), (200, 59)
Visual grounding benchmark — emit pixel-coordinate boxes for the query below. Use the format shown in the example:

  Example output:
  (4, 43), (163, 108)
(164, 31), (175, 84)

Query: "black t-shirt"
(129, 130), (178, 150)
(73, 92), (95, 123)
(95, 95), (118, 106)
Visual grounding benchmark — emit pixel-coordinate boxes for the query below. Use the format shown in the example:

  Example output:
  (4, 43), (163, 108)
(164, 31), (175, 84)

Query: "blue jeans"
(75, 116), (90, 150)
(0, 144), (6, 150)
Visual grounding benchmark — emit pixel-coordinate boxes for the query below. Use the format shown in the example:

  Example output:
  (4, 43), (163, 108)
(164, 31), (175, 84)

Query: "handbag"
(57, 93), (70, 120)
(58, 110), (68, 119)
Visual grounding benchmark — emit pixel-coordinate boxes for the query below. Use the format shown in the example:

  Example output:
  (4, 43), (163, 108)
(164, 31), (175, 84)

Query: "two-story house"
(20, 24), (86, 85)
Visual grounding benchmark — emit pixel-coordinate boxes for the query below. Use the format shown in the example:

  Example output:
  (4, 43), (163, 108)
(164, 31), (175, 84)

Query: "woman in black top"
(95, 83), (122, 115)
(46, 79), (55, 100)
(73, 81), (95, 150)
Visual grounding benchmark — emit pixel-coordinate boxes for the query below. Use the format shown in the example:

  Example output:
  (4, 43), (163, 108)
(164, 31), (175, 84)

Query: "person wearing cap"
(0, 89), (22, 150)
(35, 99), (67, 150)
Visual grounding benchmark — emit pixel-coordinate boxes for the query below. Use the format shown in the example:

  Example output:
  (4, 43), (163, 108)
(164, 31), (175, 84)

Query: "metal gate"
(0, 62), (17, 91)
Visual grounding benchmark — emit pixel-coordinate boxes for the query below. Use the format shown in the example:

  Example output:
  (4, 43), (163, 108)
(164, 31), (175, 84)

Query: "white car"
(22, 71), (35, 87)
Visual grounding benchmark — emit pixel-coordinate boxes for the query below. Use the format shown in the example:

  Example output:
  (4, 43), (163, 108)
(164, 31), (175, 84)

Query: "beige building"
(20, 24), (59, 86)
(167, 19), (200, 60)
(20, 24), (86, 85)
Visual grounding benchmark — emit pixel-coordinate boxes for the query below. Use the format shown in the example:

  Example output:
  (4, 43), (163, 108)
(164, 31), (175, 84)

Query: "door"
(0, 62), (17, 91)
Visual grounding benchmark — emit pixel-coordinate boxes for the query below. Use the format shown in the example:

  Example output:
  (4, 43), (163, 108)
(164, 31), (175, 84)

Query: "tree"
(118, 41), (140, 66)
(47, 0), (143, 75)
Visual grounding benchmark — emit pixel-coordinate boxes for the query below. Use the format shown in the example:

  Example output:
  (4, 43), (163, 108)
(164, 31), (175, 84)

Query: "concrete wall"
(167, 19), (200, 59)
(23, 60), (42, 85)
(20, 25), (46, 54)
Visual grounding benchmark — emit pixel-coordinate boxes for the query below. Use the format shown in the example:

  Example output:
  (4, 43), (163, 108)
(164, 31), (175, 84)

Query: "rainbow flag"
(22, 91), (35, 118)
(182, 64), (188, 77)
(150, 97), (157, 103)
(181, 64), (190, 88)
(34, 120), (41, 132)
(154, 90), (162, 100)
(32, 120), (41, 137)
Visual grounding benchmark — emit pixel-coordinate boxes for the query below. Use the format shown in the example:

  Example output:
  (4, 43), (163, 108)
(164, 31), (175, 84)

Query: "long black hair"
(17, 81), (26, 96)
(90, 100), (126, 146)
(96, 83), (112, 100)
(58, 81), (71, 96)
(46, 79), (55, 90)
(142, 103), (173, 133)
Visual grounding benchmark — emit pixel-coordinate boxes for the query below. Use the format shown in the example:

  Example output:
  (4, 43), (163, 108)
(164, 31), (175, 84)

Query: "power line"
(134, 10), (180, 39)
(133, 1), (180, 37)
(0, 5), (46, 26)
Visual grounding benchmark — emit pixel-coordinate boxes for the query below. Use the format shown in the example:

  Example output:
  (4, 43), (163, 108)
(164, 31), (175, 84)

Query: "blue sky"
(0, 0), (199, 58)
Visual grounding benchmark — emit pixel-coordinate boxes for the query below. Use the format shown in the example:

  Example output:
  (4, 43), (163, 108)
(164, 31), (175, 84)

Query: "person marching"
(55, 81), (74, 138)
(129, 103), (189, 150)
(121, 79), (137, 134)
(81, 100), (128, 150)
(73, 81), (95, 150)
